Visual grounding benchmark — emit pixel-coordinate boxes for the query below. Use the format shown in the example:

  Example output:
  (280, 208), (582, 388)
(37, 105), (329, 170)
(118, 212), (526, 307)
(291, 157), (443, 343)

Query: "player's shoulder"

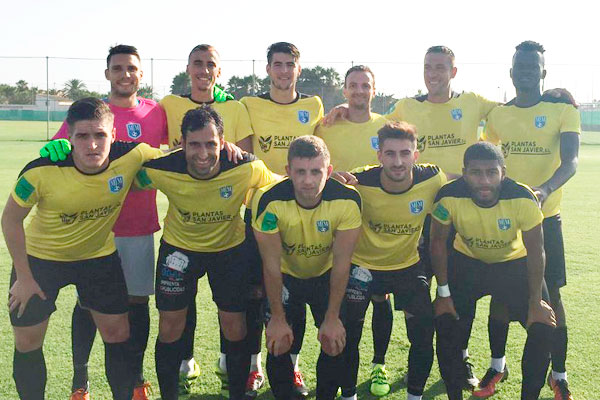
(136, 97), (159, 107)
(434, 177), (469, 201)
(18, 157), (65, 177)
(297, 93), (323, 108)
(220, 151), (259, 173)
(159, 94), (192, 109)
(254, 178), (295, 212)
(413, 163), (442, 184)
(109, 141), (145, 161)
(354, 165), (382, 187)
(322, 178), (362, 208)
(499, 178), (538, 202)
(142, 148), (186, 173)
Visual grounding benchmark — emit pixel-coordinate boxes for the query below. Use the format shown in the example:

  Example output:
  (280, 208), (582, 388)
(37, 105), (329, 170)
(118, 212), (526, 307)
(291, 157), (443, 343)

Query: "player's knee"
(158, 313), (186, 343)
(14, 332), (44, 353)
(407, 315), (434, 346)
(99, 321), (130, 343)
(489, 299), (510, 323)
(220, 311), (247, 341)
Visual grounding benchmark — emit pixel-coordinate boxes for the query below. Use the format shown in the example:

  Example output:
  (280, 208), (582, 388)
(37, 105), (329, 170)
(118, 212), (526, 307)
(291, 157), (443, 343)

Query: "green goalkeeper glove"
(213, 85), (234, 103)
(40, 139), (72, 162)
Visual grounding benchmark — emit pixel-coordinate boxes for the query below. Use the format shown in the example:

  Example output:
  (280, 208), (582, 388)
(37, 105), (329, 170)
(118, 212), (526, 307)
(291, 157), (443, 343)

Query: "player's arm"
(320, 103), (349, 127)
(429, 218), (457, 318)
(532, 132), (579, 204)
(521, 224), (556, 328)
(318, 226), (360, 356)
(1, 196), (46, 317)
(253, 228), (293, 356)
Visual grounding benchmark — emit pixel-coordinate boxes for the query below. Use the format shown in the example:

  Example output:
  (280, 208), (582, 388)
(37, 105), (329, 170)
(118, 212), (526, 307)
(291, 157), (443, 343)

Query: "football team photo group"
(3, 40), (582, 400)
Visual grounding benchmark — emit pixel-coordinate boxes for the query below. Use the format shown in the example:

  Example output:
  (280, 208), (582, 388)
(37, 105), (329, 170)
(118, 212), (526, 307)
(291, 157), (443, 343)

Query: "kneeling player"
(134, 105), (278, 400)
(341, 121), (447, 400)
(252, 136), (362, 400)
(431, 142), (556, 400)
(2, 98), (163, 400)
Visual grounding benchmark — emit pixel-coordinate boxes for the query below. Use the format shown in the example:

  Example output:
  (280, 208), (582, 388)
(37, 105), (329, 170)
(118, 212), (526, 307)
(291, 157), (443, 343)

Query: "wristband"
(437, 284), (451, 298)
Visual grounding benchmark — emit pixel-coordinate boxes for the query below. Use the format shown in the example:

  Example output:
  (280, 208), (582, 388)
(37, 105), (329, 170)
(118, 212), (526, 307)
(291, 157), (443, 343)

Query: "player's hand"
(527, 299), (556, 328)
(40, 139), (71, 162)
(223, 141), (244, 164)
(541, 88), (578, 108)
(434, 296), (458, 319)
(266, 316), (293, 356)
(321, 104), (349, 127)
(531, 186), (550, 205)
(8, 276), (47, 318)
(331, 171), (358, 186)
(318, 314), (346, 356)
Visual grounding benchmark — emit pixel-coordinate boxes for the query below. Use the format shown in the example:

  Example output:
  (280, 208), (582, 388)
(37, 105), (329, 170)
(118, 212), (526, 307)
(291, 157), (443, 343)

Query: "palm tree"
(63, 79), (88, 100)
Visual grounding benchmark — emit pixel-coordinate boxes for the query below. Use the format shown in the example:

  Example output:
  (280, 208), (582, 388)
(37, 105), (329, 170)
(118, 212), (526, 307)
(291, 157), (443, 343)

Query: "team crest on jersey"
(497, 218), (511, 231)
(409, 200), (424, 215)
(259, 136), (273, 152)
(370, 137), (379, 150)
(534, 116), (546, 128)
(417, 136), (427, 152)
(298, 110), (310, 124)
(316, 220), (330, 232)
(126, 123), (142, 139)
(219, 185), (233, 199)
(108, 175), (124, 193)
(451, 108), (463, 120)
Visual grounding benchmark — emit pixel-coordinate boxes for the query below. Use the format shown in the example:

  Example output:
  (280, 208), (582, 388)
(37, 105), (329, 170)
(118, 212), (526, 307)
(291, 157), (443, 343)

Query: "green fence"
(0, 110), (67, 122)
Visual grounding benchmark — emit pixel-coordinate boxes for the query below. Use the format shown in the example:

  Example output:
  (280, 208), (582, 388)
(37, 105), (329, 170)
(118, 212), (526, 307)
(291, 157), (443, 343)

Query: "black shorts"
(265, 271), (334, 329)
(543, 214), (566, 288)
(9, 252), (128, 327)
(155, 240), (249, 313)
(345, 263), (432, 320)
(244, 208), (264, 287)
(449, 251), (540, 325)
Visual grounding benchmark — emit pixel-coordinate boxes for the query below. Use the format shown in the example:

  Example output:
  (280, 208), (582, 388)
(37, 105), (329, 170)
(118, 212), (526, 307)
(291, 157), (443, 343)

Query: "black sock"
(104, 341), (135, 400)
(522, 323), (553, 400)
(434, 314), (464, 400)
(266, 351), (293, 400)
(14, 347), (46, 400)
(316, 350), (344, 400)
(371, 298), (393, 365)
(459, 315), (474, 352)
(128, 302), (150, 385)
(551, 326), (568, 373)
(226, 337), (251, 400)
(71, 303), (96, 390)
(155, 339), (182, 400)
(246, 299), (264, 356)
(181, 297), (197, 361)
(489, 317), (509, 359)
(290, 305), (306, 355)
(406, 316), (434, 396)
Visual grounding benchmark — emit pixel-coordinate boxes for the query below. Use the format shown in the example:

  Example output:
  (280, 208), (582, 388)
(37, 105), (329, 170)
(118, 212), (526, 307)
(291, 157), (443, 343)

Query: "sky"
(2, 0), (600, 103)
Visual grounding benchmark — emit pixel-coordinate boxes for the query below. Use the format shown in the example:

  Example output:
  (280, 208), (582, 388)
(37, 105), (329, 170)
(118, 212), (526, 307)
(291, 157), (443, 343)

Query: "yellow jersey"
(136, 150), (277, 252)
(12, 142), (162, 261)
(352, 164), (447, 270)
(482, 99), (580, 217)
(431, 177), (543, 264)
(252, 178), (362, 278)
(241, 93), (324, 175)
(386, 92), (497, 175)
(160, 94), (253, 147)
(315, 113), (388, 171)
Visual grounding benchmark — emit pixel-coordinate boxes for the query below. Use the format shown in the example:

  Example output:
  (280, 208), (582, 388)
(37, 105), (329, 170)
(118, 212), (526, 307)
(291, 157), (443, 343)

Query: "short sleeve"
(250, 160), (279, 189)
(481, 112), (500, 145)
(136, 143), (164, 162)
(12, 169), (40, 208)
(336, 198), (362, 231)
(235, 103), (254, 142)
(518, 198), (544, 232)
(476, 94), (499, 120)
(134, 168), (155, 190)
(431, 198), (452, 225)
(560, 105), (581, 135)
(252, 190), (279, 234)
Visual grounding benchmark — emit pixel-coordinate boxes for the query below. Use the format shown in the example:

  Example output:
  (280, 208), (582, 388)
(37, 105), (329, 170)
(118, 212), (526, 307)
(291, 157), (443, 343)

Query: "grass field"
(0, 121), (598, 399)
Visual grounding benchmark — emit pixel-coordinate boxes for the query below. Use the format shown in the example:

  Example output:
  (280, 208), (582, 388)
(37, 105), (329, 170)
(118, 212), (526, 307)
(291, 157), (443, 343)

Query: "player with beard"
(481, 41), (579, 400)
(47, 45), (167, 400)
(431, 142), (556, 400)
(316, 65), (392, 396)
(135, 106), (279, 400)
(237, 42), (325, 398)
(339, 121), (446, 400)
(252, 136), (361, 400)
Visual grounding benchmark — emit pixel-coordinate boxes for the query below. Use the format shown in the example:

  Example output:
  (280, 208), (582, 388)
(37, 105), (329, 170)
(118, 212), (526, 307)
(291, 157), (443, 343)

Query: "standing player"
(134, 105), (279, 400)
(481, 41), (579, 400)
(159, 43), (256, 395)
(340, 121), (447, 400)
(48, 44), (167, 400)
(238, 42), (325, 397)
(252, 136), (362, 400)
(316, 65), (392, 396)
(2, 98), (163, 400)
(431, 142), (556, 400)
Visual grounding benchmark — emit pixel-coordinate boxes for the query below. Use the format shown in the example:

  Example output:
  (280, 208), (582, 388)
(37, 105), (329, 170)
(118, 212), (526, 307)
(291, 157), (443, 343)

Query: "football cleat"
(132, 381), (153, 400)
(548, 375), (574, 400)
(472, 366), (509, 398)
(215, 359), (229, 397)
(178, 359), (200, 394)
(293, 370), (309, 398)
(69, 388), (90, 400)
(461, 357), (480, 390)
(244, 370), (265, 398)
(370, 364), (391, 397)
